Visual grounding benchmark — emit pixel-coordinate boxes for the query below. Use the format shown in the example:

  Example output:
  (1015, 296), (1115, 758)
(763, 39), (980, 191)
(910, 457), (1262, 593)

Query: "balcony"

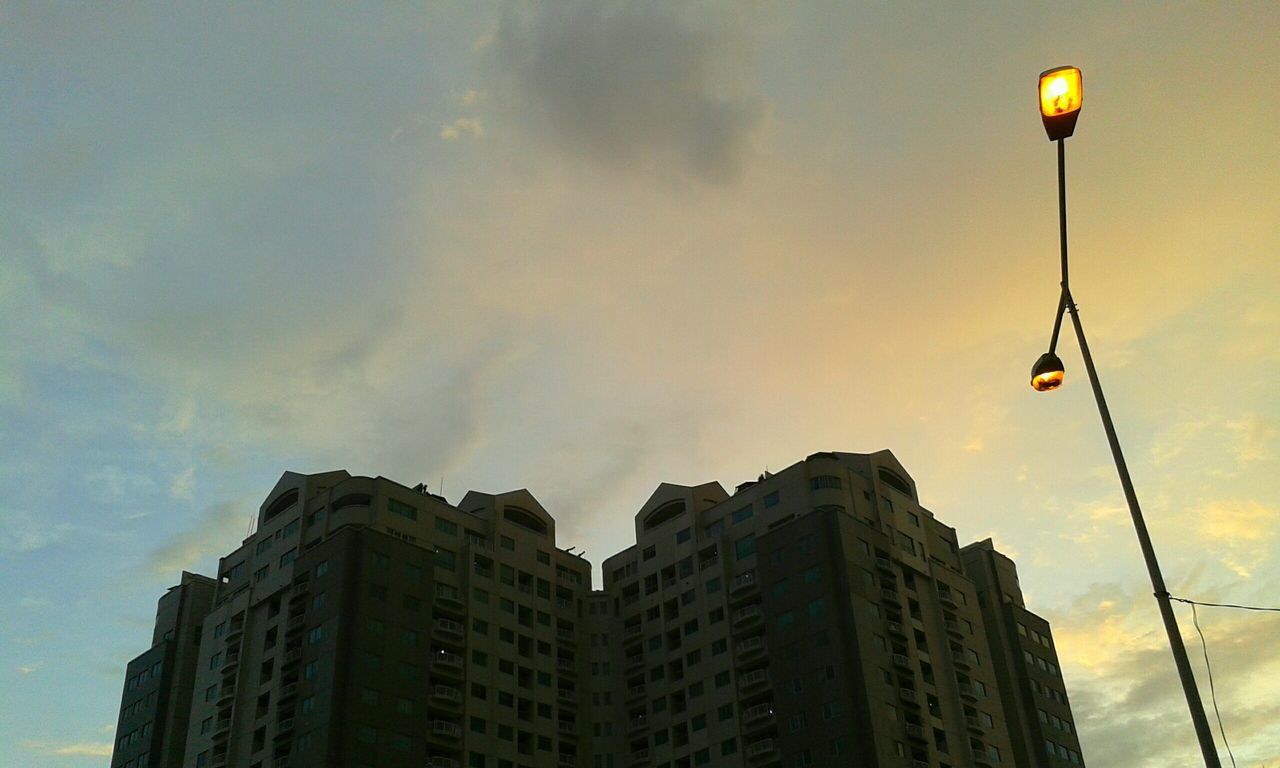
(939, 592), (958, 610)
(215, 684), (236, 708)
(735, 636), (766, 662)
(285, 614), (305, 633)
(288, 582), (309, 601)
(433, 618), (464, 644)
(745, 738), (781, 763)
(892, 653), (912, 670)
(957, 681), (982, 701)
(626, 684), (646, 702)
(966, 715), (984, 733)
(557, 755), (576, 767)
(211, 717), (232, 742)
(951, 647), (971, 669)
(887, 620), (906, 638)
(279, 682), (298, 701)
(732, 604), (763, 630)
(623, 624), (643, 641)
(729, 572), (759, 601)
(557, 688), (577, 706)
(875, 556), (894, 573)
(557, 658), (577, 676)
(426, 758), (460, 768)
(881, 588), (901, 605)
(431, 651), (464, 678)
(898, 688), (920, 706)
(625, 654), (645, 673)
(629, 748), (651, 766)
(434, 586), (464, 613)
(431, 685), (462, 707)
(557, 627), (577, 645)
(559, 719), (578, 736)
(737, 669), (770, 694)
(428, 720), (462, 741)
(221, 653), (240, 674)
(742, 703), (775, 729)
(905, 723), (925, 742)
(282, 648), (301, 667)
(627, 715), (647, 733)
(944, 619), (963, 638)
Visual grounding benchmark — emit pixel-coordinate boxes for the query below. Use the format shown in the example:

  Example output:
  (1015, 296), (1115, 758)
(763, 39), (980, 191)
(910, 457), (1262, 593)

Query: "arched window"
(878, 469), (913, 498)
(503, 506), (548, 535)
(264, 489), (299, 522)
(332, 493), (372, 512)
(643, 500), (686, 531)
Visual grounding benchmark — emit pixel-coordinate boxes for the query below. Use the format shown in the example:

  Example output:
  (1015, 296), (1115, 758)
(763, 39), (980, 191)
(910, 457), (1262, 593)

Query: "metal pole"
(1055, 142), (1222, 768)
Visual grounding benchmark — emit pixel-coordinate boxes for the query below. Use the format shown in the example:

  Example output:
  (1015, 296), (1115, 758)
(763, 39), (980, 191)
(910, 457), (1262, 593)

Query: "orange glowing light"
(1039, 67), (1082, 118)
(1031, 370), (1064, 392)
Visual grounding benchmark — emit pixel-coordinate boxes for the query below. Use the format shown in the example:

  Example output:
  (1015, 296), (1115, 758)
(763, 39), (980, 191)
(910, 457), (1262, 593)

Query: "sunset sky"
(2, 2), (1278, 766)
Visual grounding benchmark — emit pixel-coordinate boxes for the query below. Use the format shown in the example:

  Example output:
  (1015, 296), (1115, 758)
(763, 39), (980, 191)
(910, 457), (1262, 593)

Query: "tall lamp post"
(1029, 66), (1222, 768)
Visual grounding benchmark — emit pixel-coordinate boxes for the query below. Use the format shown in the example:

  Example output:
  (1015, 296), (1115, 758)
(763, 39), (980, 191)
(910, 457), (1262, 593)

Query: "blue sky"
(2, 2), (1278, 765)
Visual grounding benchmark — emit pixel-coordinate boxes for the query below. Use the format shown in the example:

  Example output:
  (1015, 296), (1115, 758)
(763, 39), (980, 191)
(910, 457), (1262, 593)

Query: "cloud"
(21, 740), (114, 757)
(0, 509), (72, 552)
(487, 1), (765, 183)
(146, 500), (247, 576)
(170, 466), (196, 500)
(19, 662), (44, 674)
(440, 117), (485, 142)
(1192, 499), (1275, 578)
(1227, 414), (1277, 464)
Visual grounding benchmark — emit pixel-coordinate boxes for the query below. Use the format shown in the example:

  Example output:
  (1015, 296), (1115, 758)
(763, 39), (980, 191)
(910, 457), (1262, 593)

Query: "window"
(764, 491), (780, 507)
(435, 516), (458, 535)
(253, 565), (269, 583)
(803, 566), (820, 583)
(707, 577), (721, 594)
(808, 597), (826, 616)
(388, 499), (417, 521)
(372, 552), (390, 570)
(436, 548), (457, 572)
(536, 550), (550, 565)
(735, 534), (756, 559)
(676, 527), (691, 545)
(810, 475), (842, 490)
(307, 626), (326, 645)
(642, 545), (656, 561)
(500, 535), (515, 551)
(304, 661), (319, 680)
(314, 560), (329, 578)
(731, 505), (753, 524)
(279, 548), (297, 567)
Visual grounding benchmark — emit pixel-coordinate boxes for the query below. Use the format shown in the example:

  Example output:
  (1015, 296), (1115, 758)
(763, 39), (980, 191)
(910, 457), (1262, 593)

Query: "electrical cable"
(1168, 596), (1280, 613)
(1189, 602), (1236, 768)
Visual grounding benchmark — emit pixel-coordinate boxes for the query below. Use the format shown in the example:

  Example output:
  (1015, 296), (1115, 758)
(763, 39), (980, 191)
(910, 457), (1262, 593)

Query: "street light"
(1029, 66), (1223, 768)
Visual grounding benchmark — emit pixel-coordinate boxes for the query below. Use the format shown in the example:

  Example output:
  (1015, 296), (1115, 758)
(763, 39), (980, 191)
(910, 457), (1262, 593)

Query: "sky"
(2, 2), (1278, 766)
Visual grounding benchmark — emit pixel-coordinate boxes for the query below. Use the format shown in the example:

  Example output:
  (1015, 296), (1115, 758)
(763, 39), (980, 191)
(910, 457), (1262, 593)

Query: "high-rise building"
(112, 571), (217, 768)
(110, 451), (1085, 768)
(961, 540), (1085, 767)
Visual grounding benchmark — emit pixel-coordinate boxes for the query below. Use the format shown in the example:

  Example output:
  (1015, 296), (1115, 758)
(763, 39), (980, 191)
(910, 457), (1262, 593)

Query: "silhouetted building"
(110, 451), (1085, 768)
(112, 572), (217, 768)
(961, 540), (1085, 767)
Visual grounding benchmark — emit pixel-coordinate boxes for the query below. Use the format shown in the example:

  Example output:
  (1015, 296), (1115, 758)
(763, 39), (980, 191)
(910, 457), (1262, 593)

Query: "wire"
(1189, 602), (1237, 768)
(1169, 596), (1280, 613)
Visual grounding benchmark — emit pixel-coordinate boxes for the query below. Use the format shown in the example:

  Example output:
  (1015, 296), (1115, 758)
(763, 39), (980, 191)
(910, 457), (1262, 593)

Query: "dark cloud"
(488, 1), (765, 184)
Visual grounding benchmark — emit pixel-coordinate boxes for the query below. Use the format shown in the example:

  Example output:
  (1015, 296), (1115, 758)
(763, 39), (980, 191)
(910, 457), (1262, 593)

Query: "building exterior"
(112, 572), (217, 768)
(110, 450), (1084, 768)
(961, 540), (1085, 767)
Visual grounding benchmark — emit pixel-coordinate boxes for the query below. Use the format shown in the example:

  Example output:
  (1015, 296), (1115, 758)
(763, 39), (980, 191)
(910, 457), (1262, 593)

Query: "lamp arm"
(1047, 290), (1067, 354)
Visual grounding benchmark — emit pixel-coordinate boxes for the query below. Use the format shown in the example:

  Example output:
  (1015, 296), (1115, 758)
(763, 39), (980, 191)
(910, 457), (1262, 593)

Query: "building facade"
(111, 451), (1084, 768)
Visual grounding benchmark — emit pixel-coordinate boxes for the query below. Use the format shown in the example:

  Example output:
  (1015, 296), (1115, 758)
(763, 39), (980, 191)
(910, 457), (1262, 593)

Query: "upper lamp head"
(1030, 352), (1065, 392)
(1039, 66), (1082, 141)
